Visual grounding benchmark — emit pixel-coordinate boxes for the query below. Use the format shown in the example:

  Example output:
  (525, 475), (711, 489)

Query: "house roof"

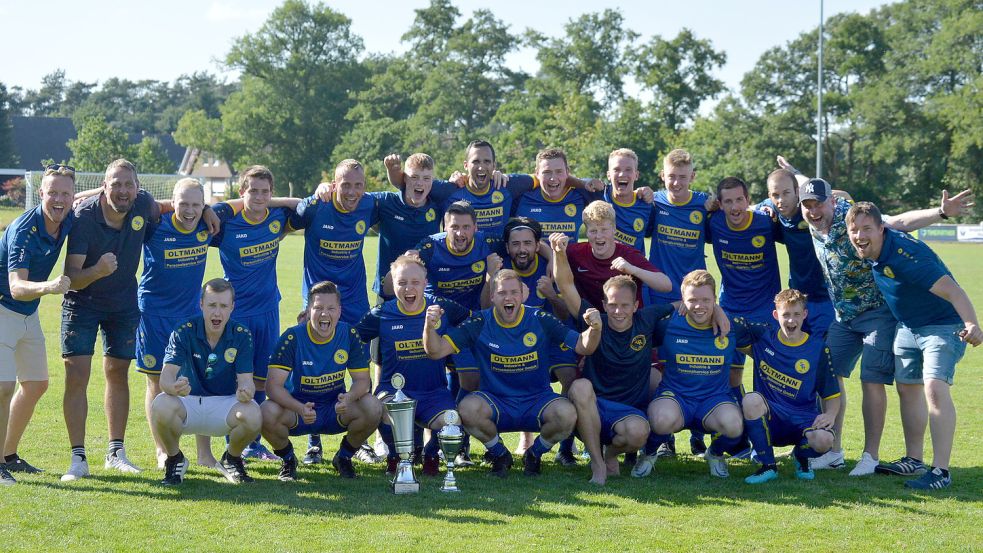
(10, 116), (76, 170)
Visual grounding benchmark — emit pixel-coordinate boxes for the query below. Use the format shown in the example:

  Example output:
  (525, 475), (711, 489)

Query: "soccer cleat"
(705, 452), (729, 478)
(554, 449), (578, 467)
(729, 446), (753, 460)
(217, 452), (254, 484)
(796, 464), (816, 481)
(354, 443), (382, 464)
(61, 454), (90, 482)
(3, 455), (44, 473)
(690, 436), (708, 457)
(875, 456), (928, 477)
(522, 450), (542, 476)
(849, 452), (879, 476)
(302, 446), (323, 465)
(161, 453), (188, 486)
(631, 453), (659, 478)
(422, 455), (440, 477)
(489, 451), (514, 478)
(656, 441), (676, 460)
(105, 447), (143, 474)
(793, 449), (815, 480)
(455, 451), (474, 468)
(809, 449), (846, 470)
(385, 457), (399, 477)
(278, 454), (299, 482)
(904, 467), (951, 490)
(0, 465), (15, 485)
(332, 451), (357, 479)
(744, 465), (778, 484)
(242, 442), (279, 462)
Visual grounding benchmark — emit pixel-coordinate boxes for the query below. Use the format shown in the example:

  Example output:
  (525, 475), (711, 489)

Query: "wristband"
(938, 207), (949, 220)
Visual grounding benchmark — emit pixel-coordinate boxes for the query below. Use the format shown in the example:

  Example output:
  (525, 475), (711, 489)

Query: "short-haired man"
(514, 148), (602, 241)
(0, 164), (74, 483)
(423, 270), (603, 477)
(604, 148), (655, 252)
(262, 281), (383, 480)
(150, 279), (262, 485)
(847, 202), (981, 489)
(735, 289), (840, 484)
(61, 159), (162, 480)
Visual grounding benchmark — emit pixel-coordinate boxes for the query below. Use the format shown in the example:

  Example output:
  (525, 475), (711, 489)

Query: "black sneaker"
(554, 449), (577, 467)
(4, 455), (43, 473)
(490, 451), (514, 478)
(905, 467), (951, 490)
(161, 452), (187, 486)
(279, 454), (299, 482)
(623, 450), (638, 468)
(302, 446), (323, 465)
(523, 450), (542, 476)
(876, 456), (928, 476)
(332, 451), (357, 479)
(690, 436), (708, 456)
(656, 441), (677, 460)
(217, 452), (254, 484)
(0, 464), (15, 486)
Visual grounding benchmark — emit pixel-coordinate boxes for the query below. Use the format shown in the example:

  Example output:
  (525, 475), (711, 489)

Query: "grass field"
(2, 233), (982, 552)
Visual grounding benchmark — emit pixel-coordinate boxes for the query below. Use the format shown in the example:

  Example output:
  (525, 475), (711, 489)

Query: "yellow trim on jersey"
(539, 185), (573, 204)
(444, 235), (475, 257)
(242, 208), (270, 225)
(332, 196), (353, 214)
(269, 364), (292, 373)
(669, 190), (693, 206)
(612, 194), (636, 208)
(443, 334), (461, 354)
(170, 213), (196, 234)
(684, 315), (713, 330)
(513, 255), (539, 278)
(726, 211), (753, 231)
(348, 367), (369, 373)
(778, 331), (810, 347)
(397, 300), (426, 316)
(822, 392), (842, 401)
(738, 345), (752, 355)
(493, 304), (525, 328)
(307, 323), (335, 345)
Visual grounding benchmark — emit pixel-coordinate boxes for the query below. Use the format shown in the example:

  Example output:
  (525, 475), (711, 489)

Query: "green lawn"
(3, 235), (983, 551)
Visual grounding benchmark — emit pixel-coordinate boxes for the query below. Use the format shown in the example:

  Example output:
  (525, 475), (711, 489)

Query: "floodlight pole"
(816, 0), (824, 178)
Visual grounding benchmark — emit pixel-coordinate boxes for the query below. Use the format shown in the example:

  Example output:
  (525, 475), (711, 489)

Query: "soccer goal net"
(24, 171), (198, 211)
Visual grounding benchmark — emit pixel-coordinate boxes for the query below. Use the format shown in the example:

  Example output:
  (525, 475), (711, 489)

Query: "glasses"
(43, 163), (76, 176)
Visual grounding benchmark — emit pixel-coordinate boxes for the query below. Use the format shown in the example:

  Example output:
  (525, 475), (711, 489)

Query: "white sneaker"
(373, 434), (389, 458)
(61, 454), (90, 481)
(631, 453), (659, 478)
(810, 448), (846, 470)
(105, 448), (143, 474)
(849, 452), (879, 476)
(705, 452), (729, 478)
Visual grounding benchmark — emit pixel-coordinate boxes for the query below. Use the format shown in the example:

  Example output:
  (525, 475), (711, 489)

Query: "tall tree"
(67, 116), (133, 172)
(0, 83), (18, 167)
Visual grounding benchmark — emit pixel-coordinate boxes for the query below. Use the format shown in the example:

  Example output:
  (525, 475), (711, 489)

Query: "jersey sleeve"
(537, 310), (580, 350)
(892, 241), (950, 291)
(415, 236), (436, 265)
(451, 348), (479, 374)
(346, 327), (370, 374)
(653, 317), (672, 347)
(506, 174), (536, 195)
(288, 195), (317, 230)
(232, 324), (256, 377)
(436, 296), (472, 326)
(354, 308), (382, 342)
(815, 345), (840, 400)
(443, 314), (483, 353)
(162, 326), (187, 367)
(428, 180), (457, 206)
(6, 221), (34, 272)
(66, 214), (91, 256)
(268, 329), (298, 373)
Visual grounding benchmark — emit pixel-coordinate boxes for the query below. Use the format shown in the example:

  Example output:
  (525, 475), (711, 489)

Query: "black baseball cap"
(799, 178), (832, 203)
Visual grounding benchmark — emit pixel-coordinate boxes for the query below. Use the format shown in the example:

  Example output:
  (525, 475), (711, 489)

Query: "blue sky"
(2, 0), (889, 103)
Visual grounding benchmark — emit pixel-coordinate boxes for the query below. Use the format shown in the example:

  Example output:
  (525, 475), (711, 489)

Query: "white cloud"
(205, 1), (269, 22)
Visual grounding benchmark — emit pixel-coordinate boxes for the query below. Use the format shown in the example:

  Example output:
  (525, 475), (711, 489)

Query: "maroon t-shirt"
(566, 242), (660, 311)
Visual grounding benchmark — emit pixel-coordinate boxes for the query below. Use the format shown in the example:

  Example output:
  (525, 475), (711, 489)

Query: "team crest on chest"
(690, 211), (703, 224)
(883, 266), (895, 279)
(523, 332), (537, 347)
(356, 220), (366, 235)
(425, 208), (436, 222)
(334, 349), (349, 364)
(752, 235), (765, 248)
(630, 335), (646, 351)
(714, 336), (729, 350)
(564, 204), (576, 217)
(471, 260), (485, 273)
(633, 218), (644, 232)
(224, 348), (238, 363)
(269, 220), (281, 234)
(795, 359), (810, 374)
(131, 216), (145, 231)
(492, 191), (504, 204)
(197, 230), (209, 242)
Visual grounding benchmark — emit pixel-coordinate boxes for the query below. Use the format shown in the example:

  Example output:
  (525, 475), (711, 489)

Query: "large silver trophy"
(437, 410), (464, 492)
(383, 374), (420, 494)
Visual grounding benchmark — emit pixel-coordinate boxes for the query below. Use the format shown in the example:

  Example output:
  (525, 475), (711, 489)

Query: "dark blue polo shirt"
(0, 205), (74, 315)
(162, 316), (255, 396)
(758, 199), (830, 301)
(64, 190), (159, 313)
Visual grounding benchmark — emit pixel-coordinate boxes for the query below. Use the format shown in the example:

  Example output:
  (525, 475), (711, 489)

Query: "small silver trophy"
(437, 410), (463, 492)
(383, 373), (419, 494)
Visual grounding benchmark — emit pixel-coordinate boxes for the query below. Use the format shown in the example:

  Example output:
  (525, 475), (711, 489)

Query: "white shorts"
(0, 305), (48, 383)
(178, 395), (249, 436)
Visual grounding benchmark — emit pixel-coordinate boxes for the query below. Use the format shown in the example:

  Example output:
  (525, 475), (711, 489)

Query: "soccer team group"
(1, 140), (979, 492)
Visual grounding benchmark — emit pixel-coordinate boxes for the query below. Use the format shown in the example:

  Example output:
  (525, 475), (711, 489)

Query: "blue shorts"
(377, 386), (455, 428)
(893, 323), (966, 386)
(61, 304), (139, 359)
(289, 401), (347, 436)
(826, 304), (897, 384)
(595, 397), (647, 445)
(804, 298), (836, 338)
(652, 386), (736, 434)
(235, 309), (280, 380)
(472, 390), (564, 433)
(136, 314), (187, 375)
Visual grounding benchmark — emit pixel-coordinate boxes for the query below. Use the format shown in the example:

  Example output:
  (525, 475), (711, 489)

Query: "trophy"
(383, 373), (419, 494)
(437, 410), (463, 492)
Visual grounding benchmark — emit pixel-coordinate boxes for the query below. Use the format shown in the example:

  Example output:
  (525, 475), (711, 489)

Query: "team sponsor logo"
(224, 348), (237, 363)
(131, 216), (145, 231)
(689, 211), (703, 224)
(334, 349), (349, 364)
(471, 260), (485, 273)
(633, 218), (644, 232)
(142, 354), (156, 369)
(523, 332), (537, 347)
(269, 220), (281, 234)
(564, 204), (577, 217)
(658, 225), (700, 240)
(795, 359), (810, 374)
(630, 335), (647, 351)
(165, 245), (208, 260)
(714, 336), (729, 350)
(752, 235), (766, 248)
(614, 229), (637, 245)
(425, 208), (436, 222)
(721, 251), (764, 263)
(677, 354), (725, 365)
(541, 222), (577, 233)
(356, 220), (366, 235)
(437, 275), (484, 290)
(319, 239), (363, 252)
(883, 266), (895, 279)
(492, 191), (504, 204)
(197, 230), (209, 242)
(239, 239), (278, 258)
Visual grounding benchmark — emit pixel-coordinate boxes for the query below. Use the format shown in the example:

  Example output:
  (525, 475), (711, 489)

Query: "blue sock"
(558, 436), (574, 455)
(424, 433), (440, 458)
(337, 436), (357, 460)
(251, 391), (268, 447)
(707, 434), (741, 457)
(484, 436), (507, 458)
(793, 438), (822, 469)
(413, 425), (424, 449)
(529, 436), (554, 459)
(308, 434), (322, 448)
(379, 424), (398, 460)
(745, 416), (775, 465)
(643, 432), (670, 456)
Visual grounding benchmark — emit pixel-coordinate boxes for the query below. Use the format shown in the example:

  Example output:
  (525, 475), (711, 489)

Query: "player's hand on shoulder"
(315, 181), (334, 202)
(583, 307), (602, 330)
(549, 232), (569, 252)
(704, 192), (719, 212)
(492, 170), (509, 189)
(450, 171), (467, 187)
(635, 186), (654, 203)
(425, 305), (444, 329)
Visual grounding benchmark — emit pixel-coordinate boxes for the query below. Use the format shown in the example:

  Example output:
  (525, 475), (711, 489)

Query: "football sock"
(529, 436), (554, 459)
(308, 434), (322, 448)
(558, 436), (574, 455)
(484, 436), (507, 458)
(108, 439), (124, 456)
(71, 446), (86, 462)
(424, 433), (440, 458)
(745, 416), (775, 466)
(337, 436), (358, 460)
(274, 443), (294, 459)
(379, 424), (398, 460)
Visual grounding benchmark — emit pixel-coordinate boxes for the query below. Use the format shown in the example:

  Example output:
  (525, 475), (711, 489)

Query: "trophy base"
(392, 480), (420, 494)
(440, 485), (460, 493)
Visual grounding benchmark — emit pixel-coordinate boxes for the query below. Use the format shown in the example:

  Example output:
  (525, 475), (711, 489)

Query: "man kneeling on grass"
(151, 278), (262, 485)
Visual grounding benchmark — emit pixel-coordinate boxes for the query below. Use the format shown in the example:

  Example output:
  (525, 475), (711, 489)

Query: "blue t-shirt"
(289, 194), (380, 323)
(869, 228), (961, 328)
(211, 205), (293, 317)
(415, 230), (503, 310)
(162, 317), (255, 396)
(372, 191), (442, 295)
(504, 254), (554, 313)
(732, 318), (839, 417)
(138, 213), (210, 317)
(444, 306), (580, 399)
(605, 186), (653, 252)
(758, 199), (830, 302)
(647, 189), (710, 303)
(655, 312), (738, 401)
(267, 321), (369, 404)
(0, 205), (74, 315)
(428, 176), (535, 237)
(514, 184), (597, 240)
(356, 294), (471, 394)
(706, 210), (781, 318)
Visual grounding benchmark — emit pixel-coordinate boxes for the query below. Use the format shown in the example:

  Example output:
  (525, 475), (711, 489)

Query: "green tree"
(134, 136), (175, 174)
(67, 116), (133, 172)
(0, 83), (18, 167)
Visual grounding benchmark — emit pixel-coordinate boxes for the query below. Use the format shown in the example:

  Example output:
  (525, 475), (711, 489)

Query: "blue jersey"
(356, 294), (471, 394)
(515, 185), (595, 240)
(504, 254), (554, 312)
(647, 189), (710, 303)
(162, 317), (255, 397)
(869, 228), (961, 328)
(428, 176), (535, 237)
(605, 187), (653, 252)
(444, 306), (580, 399)
(706, 211), (781, 317)
(733, 318), (839, 416)
(415, 231), (503, 310)
(655, 312), (738, 401)
(268, 321), (369, 404)
(758, 199), (829, 301)
(289, 194), (380, 323)
(138, 213), (210, 317)
(0, 205), (73, 315)
(372, 191), (442, 295)
(211, 205), (293, 317)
